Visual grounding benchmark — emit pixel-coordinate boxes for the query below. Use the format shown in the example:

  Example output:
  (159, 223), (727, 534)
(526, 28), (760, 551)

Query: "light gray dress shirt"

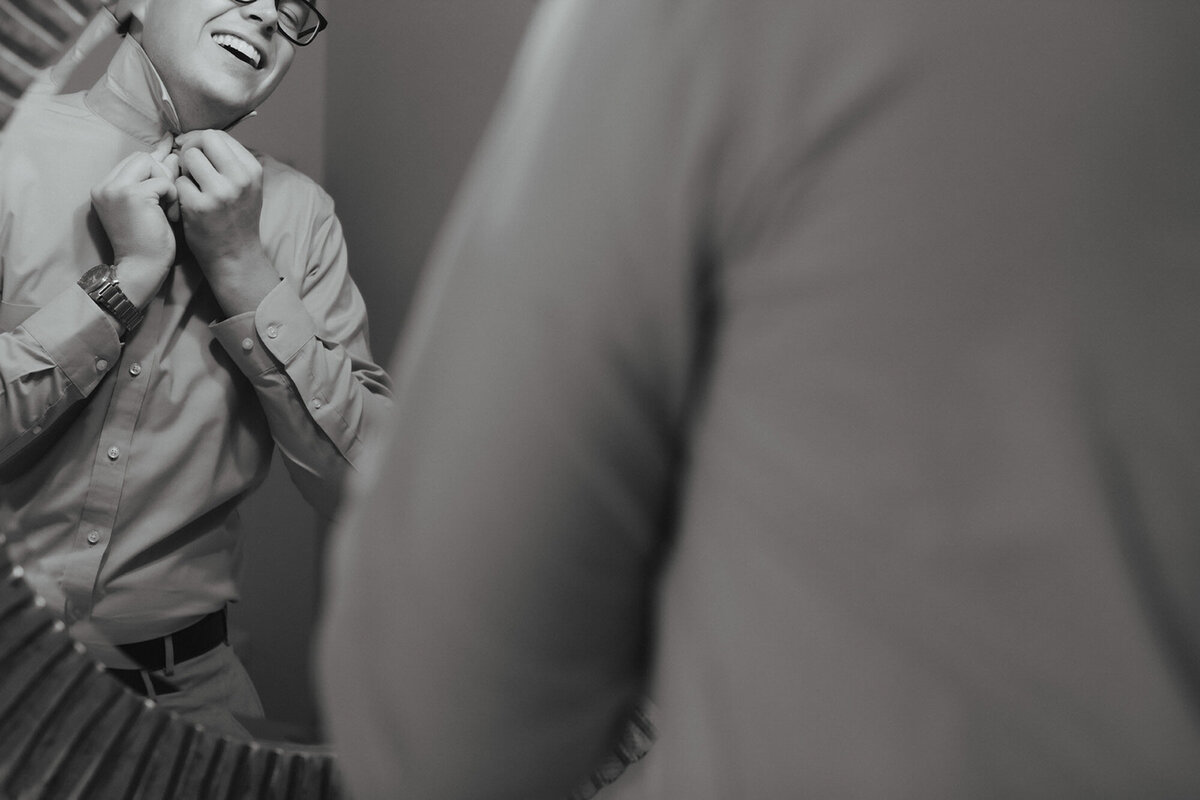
(320, 1), (1200, 797)
(0, 37), (391, 660)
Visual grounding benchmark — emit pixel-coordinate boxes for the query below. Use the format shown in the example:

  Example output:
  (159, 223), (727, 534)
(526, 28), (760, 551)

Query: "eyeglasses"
(231, 0), (328, 46)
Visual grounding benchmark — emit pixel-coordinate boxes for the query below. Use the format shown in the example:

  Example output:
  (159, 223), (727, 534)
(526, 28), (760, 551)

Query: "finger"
(95, 152), (142, 187)
(175, 130), (237, 172)
(93, 154), (161, 202)
(100, 151), (167, 187)
(140, 176), (179, 205)
(155, 153), (181, 183)
(178, 146), (224, 193)
(176, 130), (257, 179)
(158, 178), (181, 223)
(175, 173), (204, 211)
(174, 129), (232, 153)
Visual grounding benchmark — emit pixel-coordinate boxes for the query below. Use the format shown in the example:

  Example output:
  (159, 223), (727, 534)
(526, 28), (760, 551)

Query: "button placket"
(65, 270), (168, 620)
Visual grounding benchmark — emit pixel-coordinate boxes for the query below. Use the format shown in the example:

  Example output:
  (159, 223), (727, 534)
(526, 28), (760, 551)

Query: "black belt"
(104, 609), (228, 696)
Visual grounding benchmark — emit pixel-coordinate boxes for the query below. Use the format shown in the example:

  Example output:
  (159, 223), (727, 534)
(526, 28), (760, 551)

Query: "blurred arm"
(318, 0), (727, 796)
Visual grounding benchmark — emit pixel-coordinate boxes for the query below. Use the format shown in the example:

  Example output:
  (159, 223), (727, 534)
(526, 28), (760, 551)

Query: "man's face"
(135, 0), (296, 130)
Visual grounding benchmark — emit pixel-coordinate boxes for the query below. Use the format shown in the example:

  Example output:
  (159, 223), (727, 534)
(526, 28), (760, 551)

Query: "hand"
(90, 150), (181, 307)
(174, 129), (268, 269)
(174, 129), (280, 315)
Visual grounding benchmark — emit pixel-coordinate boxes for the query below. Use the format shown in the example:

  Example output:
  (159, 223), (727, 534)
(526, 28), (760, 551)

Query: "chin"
(194, 89), (262, 127)
(177, 101), (250, 132)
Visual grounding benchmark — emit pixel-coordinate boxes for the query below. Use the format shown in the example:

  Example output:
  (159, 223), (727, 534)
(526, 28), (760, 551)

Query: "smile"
(212, 33), (264, 69)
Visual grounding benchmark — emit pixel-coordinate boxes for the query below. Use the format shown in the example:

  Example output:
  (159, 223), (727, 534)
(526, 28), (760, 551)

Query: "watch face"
(78, 264), (116, 292)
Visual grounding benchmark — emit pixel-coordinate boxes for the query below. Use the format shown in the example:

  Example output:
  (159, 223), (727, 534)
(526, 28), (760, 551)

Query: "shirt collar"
(85, 36), (183, 146)
(83, 36), (262, 145)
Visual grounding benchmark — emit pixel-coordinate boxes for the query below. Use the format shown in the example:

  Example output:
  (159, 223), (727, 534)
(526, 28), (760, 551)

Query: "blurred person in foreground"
(318, 0), (1200, 796)
(0, 0), (391, 738)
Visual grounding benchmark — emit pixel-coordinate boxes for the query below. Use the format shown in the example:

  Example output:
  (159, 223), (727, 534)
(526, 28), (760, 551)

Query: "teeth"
(212, 33), (262, 68)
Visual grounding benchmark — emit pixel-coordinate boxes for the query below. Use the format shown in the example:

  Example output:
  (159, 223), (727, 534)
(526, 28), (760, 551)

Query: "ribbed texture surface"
(0, 537), (346, 800)
(0, 0), (102, 124)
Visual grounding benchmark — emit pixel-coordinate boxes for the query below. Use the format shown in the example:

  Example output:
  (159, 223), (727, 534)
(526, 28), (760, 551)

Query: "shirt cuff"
(20, 286), (123, 395)
(210, 278), (317, 375)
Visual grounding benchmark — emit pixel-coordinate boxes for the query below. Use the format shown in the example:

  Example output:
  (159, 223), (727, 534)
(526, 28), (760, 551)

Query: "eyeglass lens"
(276, 0), (319, 42)
(233, 0), (322, 43)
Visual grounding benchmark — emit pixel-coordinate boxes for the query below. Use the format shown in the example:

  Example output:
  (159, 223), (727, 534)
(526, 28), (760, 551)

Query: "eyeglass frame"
(230, 0), (328, 46)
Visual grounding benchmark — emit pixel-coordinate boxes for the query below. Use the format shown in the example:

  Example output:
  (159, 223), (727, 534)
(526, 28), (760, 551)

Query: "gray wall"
(324, 0), (539, 364)
(254, 0), (538, 733)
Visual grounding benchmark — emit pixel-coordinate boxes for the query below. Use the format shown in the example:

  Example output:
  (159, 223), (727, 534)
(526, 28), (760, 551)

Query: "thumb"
(156, 153), (182, 183)
(160, 180), (181, 224)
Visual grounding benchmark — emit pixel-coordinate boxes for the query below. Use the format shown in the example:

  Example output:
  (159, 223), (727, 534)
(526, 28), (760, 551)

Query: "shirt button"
(32, 425), (42, 435)
(311, 398), (323, 410)
(241, 337), (255, 352)
(95, 358), (108, 372)
(266, 325), (279, 339)
(107, 446), (120, 461)
(129, 362), (142, 377)
(86, 530), (101, 545)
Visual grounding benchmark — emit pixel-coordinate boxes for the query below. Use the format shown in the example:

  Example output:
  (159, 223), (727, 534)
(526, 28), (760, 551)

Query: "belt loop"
(164, 633), (175, 677)
(139, 670), (158, 699)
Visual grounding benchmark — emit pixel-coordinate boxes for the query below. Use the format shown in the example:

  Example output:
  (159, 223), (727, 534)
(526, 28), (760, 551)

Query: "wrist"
(201, 250), (280, 318)
(114, 257), (170, 308)
(78, 264), (144, 337)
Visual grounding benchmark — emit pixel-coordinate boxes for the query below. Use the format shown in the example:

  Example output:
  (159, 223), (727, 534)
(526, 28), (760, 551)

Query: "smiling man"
(0, 0), (391, 739)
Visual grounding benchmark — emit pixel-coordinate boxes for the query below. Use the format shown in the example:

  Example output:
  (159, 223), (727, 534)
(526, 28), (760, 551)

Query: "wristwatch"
(77, 264), (144, 336)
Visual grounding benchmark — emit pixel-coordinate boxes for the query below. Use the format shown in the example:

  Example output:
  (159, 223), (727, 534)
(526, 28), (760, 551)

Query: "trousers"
(107, 641), (265, 741)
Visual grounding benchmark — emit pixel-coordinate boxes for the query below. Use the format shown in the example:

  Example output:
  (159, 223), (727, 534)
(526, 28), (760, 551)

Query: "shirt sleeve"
(210, 195), (393, 519)
(0, 285), (123, 466)
(318, 0), (724, 796)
